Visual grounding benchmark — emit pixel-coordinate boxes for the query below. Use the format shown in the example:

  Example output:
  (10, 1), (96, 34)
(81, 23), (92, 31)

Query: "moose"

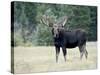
(41, 15), (88, 62)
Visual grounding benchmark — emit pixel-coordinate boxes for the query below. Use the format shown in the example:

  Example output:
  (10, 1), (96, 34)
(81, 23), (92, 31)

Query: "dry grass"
(13, 42), (97, 74)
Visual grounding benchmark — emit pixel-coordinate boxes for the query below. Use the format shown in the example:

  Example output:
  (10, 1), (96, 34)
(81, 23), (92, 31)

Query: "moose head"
(40, 15), (68, 38)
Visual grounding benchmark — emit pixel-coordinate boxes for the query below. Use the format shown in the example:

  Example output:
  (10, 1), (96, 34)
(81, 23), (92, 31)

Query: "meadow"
(14, 42), (97, 74)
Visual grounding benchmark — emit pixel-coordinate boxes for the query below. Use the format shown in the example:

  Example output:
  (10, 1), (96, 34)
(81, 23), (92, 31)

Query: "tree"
(12, 2), (97, 46)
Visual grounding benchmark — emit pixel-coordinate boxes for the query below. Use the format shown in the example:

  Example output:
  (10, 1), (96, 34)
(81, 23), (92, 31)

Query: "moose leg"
(85, 50), (88, 59)
(84, 44), (88, 59)
(79, 45), (84, 59)
(55, 46), (60, 63)
(79, 44), (88, 59)
(62, 47), (67, 62)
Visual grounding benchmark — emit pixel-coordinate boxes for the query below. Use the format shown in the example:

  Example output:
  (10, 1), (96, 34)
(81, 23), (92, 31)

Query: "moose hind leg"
(85, 50), (88, 59)
(82, 44), (88, 59)
(62, 47), (67, 62)
(55, 47), (60, 63)
(79, 44), (88, 59)
(79, 45), (84, 59)
(84, 45), (88, 59)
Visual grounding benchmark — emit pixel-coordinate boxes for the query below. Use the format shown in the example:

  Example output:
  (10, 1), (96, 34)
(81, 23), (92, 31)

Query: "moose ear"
(62, 16), (68, 26)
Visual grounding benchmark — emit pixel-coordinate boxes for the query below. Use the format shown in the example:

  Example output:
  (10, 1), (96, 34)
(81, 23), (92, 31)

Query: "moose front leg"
(62, 47), (67, 62)
(55, 46), (60, 63)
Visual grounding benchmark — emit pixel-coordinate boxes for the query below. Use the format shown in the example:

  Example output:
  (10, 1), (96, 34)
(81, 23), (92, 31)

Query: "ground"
(13, 42), (97, 74)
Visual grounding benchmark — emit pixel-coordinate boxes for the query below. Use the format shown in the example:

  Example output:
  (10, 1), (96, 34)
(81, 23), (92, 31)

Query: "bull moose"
(41, 15), (88, 62)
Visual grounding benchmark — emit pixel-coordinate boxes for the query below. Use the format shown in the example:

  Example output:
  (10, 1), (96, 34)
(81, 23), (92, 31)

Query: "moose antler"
(40, 15), (54, 27)
(62, 16), (68, 26)
(40, 15), (49, 25)
(40, 15), (68, 27)
(57, 16), (68, 26)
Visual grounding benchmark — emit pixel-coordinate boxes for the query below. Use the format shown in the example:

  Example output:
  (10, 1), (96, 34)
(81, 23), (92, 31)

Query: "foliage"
(12, 2), (97, 46)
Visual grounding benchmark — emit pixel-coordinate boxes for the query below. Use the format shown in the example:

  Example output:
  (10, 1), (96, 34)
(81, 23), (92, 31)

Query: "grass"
(13, 42), (97, 74)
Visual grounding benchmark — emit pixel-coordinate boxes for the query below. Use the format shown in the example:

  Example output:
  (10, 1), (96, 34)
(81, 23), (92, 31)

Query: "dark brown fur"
(52, 28), (88, 62)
